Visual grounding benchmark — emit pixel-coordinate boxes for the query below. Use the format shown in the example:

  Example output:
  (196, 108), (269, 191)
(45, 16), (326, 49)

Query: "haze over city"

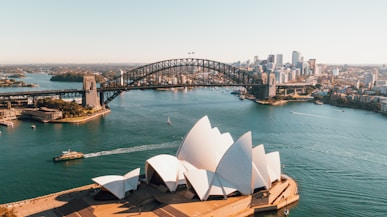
(1, 0), (386, 64)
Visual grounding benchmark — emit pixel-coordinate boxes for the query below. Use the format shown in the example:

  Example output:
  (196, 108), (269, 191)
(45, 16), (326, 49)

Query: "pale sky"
(1, 0), (386, 64)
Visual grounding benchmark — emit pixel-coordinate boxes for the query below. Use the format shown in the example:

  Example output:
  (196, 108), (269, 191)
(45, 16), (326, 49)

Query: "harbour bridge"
(0, 58), (279, 108)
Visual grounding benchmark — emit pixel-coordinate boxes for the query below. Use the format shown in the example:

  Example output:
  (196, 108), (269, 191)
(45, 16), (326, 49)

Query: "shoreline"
(48, 108), (111, 124)
(0, 108), (111, 125)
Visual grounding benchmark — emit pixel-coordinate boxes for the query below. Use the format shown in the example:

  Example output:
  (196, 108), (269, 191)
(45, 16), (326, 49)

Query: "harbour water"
(1, 73), (387, 216)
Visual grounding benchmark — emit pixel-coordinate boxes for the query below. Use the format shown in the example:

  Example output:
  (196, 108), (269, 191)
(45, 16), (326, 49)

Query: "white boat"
(167, 116), (172, 125)
(53, 149), (84, 162)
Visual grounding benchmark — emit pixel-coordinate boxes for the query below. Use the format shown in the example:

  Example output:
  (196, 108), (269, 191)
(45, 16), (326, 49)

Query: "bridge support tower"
(251, 72), (276, 99)
(82, 76), (101, 110)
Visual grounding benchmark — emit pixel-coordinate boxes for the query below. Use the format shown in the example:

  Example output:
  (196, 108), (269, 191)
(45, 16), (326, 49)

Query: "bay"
(0, 73), (386, 216)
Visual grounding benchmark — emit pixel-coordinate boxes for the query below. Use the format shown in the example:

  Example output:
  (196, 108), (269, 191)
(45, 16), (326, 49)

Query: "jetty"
(0, 120), (14, 127)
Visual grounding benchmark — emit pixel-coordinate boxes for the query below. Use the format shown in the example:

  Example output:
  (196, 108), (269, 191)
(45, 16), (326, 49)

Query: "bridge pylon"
(82, 76), (102, 109)
(250, 72), (276, 99)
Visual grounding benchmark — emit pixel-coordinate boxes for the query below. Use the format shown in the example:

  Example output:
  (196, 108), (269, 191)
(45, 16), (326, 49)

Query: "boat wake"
(290, 111), (328, 118)
(84, 142), (180, 158)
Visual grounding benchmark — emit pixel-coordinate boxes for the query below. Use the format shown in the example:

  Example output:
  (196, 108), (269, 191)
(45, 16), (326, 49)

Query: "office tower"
(267, 54), (275, 63)
(292, 51), (301, 67)
(276, 54), (283, 67)
(254, 56), (259, 65)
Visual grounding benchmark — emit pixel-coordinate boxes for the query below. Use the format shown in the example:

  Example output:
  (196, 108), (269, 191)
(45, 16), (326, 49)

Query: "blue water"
(1, 74), (387, 217)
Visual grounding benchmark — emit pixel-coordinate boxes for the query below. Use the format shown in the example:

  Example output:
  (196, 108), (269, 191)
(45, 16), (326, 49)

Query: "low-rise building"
(21, 107), (63, 122)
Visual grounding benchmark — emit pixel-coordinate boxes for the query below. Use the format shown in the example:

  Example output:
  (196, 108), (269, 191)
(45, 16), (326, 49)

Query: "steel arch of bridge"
(99, 58), (263, 105)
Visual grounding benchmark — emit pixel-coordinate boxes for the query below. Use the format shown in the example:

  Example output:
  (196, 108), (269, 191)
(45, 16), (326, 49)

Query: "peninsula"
(1, 116), (299, 217)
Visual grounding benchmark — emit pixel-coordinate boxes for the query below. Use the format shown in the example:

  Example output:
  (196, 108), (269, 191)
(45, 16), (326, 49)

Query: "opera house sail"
(92, 116), (299, 215)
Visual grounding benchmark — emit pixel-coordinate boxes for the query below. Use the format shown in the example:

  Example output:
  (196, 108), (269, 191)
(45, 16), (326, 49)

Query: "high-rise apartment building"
(365, 73), (376, 89)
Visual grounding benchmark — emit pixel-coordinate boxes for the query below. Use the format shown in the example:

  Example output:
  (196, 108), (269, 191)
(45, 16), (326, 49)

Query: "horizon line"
(0, 61), (386, 66)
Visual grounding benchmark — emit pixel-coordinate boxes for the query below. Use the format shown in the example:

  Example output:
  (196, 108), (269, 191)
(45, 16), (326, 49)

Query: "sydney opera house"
(91, 116), (299, 216)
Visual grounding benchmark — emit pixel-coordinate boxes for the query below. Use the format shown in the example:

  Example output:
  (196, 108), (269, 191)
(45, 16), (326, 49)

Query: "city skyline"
(1, 0), (386, 65)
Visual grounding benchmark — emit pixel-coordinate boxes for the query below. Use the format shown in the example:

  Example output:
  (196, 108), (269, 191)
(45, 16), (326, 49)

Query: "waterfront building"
(171, 76), (178, 85)
(92, 116), (297, 203)
(375, 86), (387, 95)
(21, 107), (63, 122)
(119, 70), (124, 86)
(380, 97), (387, 113)
(180, 74), (187, 84)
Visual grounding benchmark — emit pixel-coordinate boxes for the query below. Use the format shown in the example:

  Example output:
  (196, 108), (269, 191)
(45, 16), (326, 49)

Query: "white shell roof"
(92, 167), (140, 199)
(123, 168), (140, 192)
(92, 175), (125, 199)
(142, 116), (283, 201)
(266, 151), (281, 182)
(184, 169), (238, 201)
(146, 154), (180, 192)
(176, 116), (233, 172)
(145, 154), (198, 192)
(92, 116), (283, 201)
(252, 144), (271, 189)
(215, 131), (253, 195)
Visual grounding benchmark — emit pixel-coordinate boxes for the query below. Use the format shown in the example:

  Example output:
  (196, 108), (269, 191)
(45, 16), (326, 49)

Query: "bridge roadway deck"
(0, 84), (264, 97)
(0, 89), (84, 97)
(0, 82), (311, 97)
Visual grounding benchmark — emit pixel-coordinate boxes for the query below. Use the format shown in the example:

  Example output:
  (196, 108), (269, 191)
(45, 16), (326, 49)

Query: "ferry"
(53, 149), (84, 162)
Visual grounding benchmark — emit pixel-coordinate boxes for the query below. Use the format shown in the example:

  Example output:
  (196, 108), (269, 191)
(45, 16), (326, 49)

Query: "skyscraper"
(276, 54), (283, 67)
(267, 54), (275, 63)
(254, 56), (259, 65)
(292, 51), (301, 67)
